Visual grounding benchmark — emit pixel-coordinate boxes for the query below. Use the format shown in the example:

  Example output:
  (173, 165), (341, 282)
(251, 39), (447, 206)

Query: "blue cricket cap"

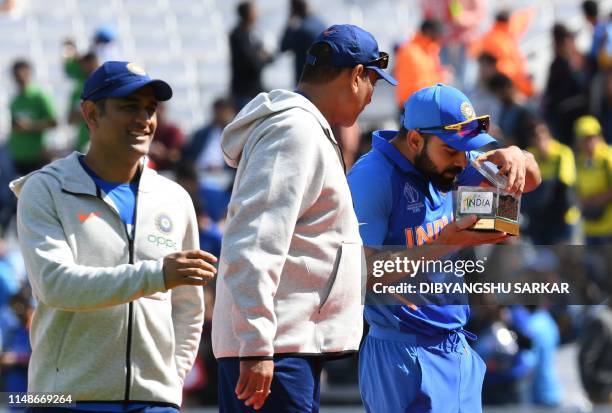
(402, 83), (496, 151)
(81, 61), (173, 102)
(306, 24), (397, 86)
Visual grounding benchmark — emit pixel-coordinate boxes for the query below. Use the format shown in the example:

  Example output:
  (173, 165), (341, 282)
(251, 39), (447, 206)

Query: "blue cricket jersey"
(347, 130), (484, 336)
(79, 156), (138, 236)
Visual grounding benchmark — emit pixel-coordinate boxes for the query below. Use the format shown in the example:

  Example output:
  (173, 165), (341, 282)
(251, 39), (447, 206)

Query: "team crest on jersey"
(155, 213), (173, 234)
(403, 183), (424, 213)
(460, 101), (476, 120)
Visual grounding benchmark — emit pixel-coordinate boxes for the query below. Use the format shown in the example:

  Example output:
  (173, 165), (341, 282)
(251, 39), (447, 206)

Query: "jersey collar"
(372, 130), (422, 177)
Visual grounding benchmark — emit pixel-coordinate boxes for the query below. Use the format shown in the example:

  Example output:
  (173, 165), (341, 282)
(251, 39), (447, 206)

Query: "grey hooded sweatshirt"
(10, 153), (203, 406)
(212, 89), (364, 359)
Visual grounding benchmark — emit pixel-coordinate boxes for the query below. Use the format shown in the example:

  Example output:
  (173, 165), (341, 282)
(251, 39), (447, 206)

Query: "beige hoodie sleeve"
(171, 189), (205, 381)
(16, 173), (167, 311)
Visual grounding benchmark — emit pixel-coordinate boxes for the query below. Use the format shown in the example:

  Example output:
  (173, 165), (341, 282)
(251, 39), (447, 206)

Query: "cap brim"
(438, 131), (497, 151)
(103, 78), (173, 101)
(367, 66), (397, 86)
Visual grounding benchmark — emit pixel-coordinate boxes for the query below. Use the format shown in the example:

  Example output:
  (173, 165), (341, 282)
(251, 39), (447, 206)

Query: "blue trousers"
(218, 357), (323, 413)
(359, 327), (486, 413)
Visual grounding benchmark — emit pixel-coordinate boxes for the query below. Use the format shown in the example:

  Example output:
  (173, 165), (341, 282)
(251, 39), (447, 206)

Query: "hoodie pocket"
(319, 242), (363, 313)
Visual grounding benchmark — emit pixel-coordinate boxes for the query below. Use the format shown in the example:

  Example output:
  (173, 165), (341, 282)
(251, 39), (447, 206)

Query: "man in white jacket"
(212, 24), (396, 412)
(11, 61), (217, 412)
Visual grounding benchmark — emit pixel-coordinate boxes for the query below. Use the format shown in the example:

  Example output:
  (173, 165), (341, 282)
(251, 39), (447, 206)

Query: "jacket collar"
(58, 152), (158, 195)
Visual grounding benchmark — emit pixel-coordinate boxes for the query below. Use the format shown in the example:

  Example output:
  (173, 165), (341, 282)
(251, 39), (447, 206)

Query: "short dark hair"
(237, 1), (252, 21)
(290, 0), (308, 18)
(420, 19), (443, 36)
(212, 96), (234, 111)
(299, 42), (345, 84)
(495, 10), (510, 23)
(487, 73), (513, 93)
(582, 0), (598, 18)
(524, 114), (547, 139)
(12, 59), (31, 75)
(398, 126), (435, 143)
(477, 52), (497, 65)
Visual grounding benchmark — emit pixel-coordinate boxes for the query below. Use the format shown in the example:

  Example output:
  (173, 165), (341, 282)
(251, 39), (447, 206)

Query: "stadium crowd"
(0, 0), (612, 410)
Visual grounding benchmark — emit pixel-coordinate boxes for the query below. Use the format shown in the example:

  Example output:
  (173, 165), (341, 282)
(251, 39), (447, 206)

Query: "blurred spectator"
(62, 38), (82, 81)
(476, 9), (534, 98)
(543, 24), (588, 147)
(579, 302), (612, 404)
(0, 285), (32, 393)
(598, 71), (612, 144)
(67, 52), (99, 152)
(0, 241), (20, 319)
(181, 98), (236, 222)
(488, 72), (534, 148)
(523, 117), (578, 244)
(229, 1), (274, 110)
(464, 52), (501, 120)
(0, 146), (17, 233)
(394, 19), (447, 110)
(582, 1), (605, 78)
(196, 202), (223, 260)
(0, 0), (16, 12)
(8, 59), (57, 176)
(574, 115), (612, 245)
(422, 0), (486, 88)
(280, 0), (326, 85)
(0, 0), (23, 18)
(148, 103), (185, 173)
(524, 305), (563, 407)
(182, 97), (235, 175)
(92, 25), (120, 63)
(472, 305), (535, 405)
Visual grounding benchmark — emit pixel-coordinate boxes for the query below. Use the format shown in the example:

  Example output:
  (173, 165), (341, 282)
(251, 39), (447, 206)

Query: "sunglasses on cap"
(417, 115), (490, 138)
(365, 51), (389, 70)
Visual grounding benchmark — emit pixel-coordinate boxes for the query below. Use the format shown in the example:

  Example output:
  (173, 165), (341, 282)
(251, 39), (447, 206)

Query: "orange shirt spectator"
(475, 9), (535, 97)
(394, 20), (447, 107)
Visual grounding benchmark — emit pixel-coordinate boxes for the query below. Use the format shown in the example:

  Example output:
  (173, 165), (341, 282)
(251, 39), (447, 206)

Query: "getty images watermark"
(363, 245), (611, 306)
(371, 255), (569, 296)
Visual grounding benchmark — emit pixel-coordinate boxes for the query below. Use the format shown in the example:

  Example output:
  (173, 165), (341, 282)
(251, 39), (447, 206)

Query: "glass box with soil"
(453, 159), (521, 235)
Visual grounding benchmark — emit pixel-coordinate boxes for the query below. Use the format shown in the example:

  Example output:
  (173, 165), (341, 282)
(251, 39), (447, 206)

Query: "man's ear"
(407, 129), (425, 152)
(349, 64), (365, 95)
(81, 100), (99, 130)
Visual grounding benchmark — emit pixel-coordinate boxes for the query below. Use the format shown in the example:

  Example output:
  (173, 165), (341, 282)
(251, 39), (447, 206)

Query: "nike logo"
(78, 211), (102, 222)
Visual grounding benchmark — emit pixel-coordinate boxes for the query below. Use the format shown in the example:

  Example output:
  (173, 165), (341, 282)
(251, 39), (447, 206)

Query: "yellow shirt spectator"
(576, 141), (612, 237)
(528, 138), (579, 226)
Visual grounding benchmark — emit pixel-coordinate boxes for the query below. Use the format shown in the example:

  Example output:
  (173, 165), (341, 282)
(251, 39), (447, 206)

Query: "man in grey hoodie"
(212, 24), (397, 412)
(11, 61), (217, 412)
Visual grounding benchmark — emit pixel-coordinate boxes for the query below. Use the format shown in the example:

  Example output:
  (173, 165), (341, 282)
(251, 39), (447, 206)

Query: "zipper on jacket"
(94, 184), (140, 402)
(123, 187), (139, 401)
(124, 235), (134, 400)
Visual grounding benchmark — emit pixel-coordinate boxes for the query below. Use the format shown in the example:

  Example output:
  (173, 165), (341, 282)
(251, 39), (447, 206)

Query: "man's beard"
(414, 146), (463, 192)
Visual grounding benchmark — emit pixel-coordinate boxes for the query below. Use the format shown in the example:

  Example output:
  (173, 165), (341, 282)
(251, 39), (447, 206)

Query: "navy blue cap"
(307, 24), (397, 86)
(402, 83), (496, 151)
(81, 61), (173, 102)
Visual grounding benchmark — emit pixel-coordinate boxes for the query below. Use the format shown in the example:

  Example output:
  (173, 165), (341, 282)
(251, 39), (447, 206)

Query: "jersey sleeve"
(347, 160), (392, 246)
(458, 150), (486, 186)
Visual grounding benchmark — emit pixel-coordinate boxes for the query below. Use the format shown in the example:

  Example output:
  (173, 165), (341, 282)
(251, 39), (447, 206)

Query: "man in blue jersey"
(348, 83), (541, 413)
